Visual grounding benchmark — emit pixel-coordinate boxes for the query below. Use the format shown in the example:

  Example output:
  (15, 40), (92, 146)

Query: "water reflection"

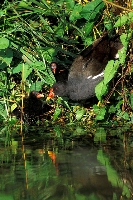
(0, 128), (133, 200)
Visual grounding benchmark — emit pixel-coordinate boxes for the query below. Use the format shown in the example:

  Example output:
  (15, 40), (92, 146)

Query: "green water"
(0, 125), (133, 200)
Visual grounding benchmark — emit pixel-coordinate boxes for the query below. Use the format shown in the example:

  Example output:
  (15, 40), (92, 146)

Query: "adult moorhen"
(48, 33), (123, 101)
(50, 62), (68, 82)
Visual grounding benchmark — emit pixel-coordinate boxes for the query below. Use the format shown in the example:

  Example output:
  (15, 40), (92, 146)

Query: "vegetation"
(0, 0), (133, 125)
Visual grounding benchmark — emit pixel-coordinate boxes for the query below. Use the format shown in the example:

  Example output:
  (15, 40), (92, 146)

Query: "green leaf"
(96, 59), (121, 101)
(0, 38), (10, 49)
(108, 105), (116, 113)
(0, 61), (7, 69)
(55, 24), (65, 37)
(81, 0), (105, 20)
(0, 49), (13, 69)
(104, 60), (119, 84)
(114, 12), (133, 27)
(63, 99), (71, 111)
(84, 36), (93, 46)
(0, 10), (5, 17)
(75, 108), (85, 120)
(104, 16), (114, 30)
(30, 81), (44, 92)
(0, 102), (7, 119)
(32, 61), (45, 71)
(12, 63), (32, 80)
(53, 107), (62, 120)
(43, 47), (57, 62)
(69, 4), (82, 21)
(12, 64), (23, 74)
(18, 1), (32, 7)
(93, 105), (106, 120)
(118, 33), (129, 64)
(83, 21), (94, 36)
(119, 111), (130, 120)
(11, 103), (18, 112)
(23, 64), (32, 80)
(65, 0), (75, 10)
(95, 80), (107, 101)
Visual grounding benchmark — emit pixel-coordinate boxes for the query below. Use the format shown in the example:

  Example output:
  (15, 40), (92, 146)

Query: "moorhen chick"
(48, 33), (123, 101)
(12, 91), (47, 124)
(50, 62), (68, 82)
(24, 91), (44, 117)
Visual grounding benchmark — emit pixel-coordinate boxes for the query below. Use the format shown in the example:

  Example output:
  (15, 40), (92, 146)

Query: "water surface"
(0, 125), (133, 200)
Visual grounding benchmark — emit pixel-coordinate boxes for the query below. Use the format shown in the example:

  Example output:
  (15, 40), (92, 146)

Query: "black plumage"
(48, 34), (123, 101)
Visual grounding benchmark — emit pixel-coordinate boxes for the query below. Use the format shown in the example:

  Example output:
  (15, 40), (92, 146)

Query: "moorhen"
(24, 91), (44, 117)
(12, 91), (47, 124)
(48, 33), (123, 101)
(50, 62), (68, 82)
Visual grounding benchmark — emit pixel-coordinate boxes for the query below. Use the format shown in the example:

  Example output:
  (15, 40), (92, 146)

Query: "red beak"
(51, 62), (57, 74)
(36, 93), (44, 98)
(47, 88), (55, 100)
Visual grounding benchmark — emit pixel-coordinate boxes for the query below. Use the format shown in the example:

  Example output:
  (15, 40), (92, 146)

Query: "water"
(0, 125), (133, 200)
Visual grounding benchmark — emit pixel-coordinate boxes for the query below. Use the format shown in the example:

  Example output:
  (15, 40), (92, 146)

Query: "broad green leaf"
(95, 80), (107, 101)
(18, 1), (32, 7)
(119, 111), (130, 120)
(84, 36), (93, 46)
(75, 108), (85, 120)
(65, 0), (75, 10)
(0, 62), (7, 69)
(0, 49), (13, 69)
(0, 10), (5, 17)
(63, 99), (71, 110)
(43, 48), (57, 62)
(93, 105), (106, 120)
(0, 102), (7, 119)
(104, 60), (119, 84)
(55, 25), (65, 37)
(30, 81), (44, 92)
(69, 4), (82, 21)
(12, 64), (23, 74)
(108, 105), (116, 113)
(12, 63), (32, 80)
(81, 0), (105, 20)
(120, 33), (129, 48)
(118, 33), (130, 64)
(83, 21), (94, 36)
(104, 17), (114, 30)
(0, 38), (10, 49)
(116, 100), (123, 110)
(32, 61), (45, 71)
(53, 107), (62, 120)
(11, 103), (18, 112)
(23, 64), (32, 80)
(114, 12), (133, 27)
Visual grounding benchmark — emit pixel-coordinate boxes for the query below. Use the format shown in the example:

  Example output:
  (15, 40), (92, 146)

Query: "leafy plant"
(0, 0), (132, 124)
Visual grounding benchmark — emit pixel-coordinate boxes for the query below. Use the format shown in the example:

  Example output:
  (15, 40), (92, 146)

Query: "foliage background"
(0, 0), (133, 124)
